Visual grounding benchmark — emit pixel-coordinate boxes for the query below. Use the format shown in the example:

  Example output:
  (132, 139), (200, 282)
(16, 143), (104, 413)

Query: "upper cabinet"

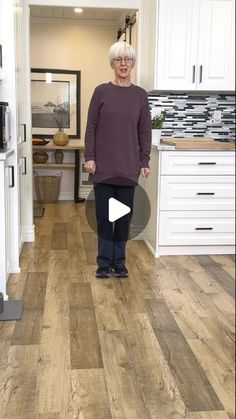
(155, 0), (235, 91)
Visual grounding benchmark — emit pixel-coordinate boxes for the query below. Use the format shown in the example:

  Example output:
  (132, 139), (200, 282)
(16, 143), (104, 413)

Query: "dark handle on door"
(196, 192), (215, 195)
(22, 156), (27, 175)
(22, 123), (27, 142)
(198, 162), (216, 165)
(195, 227), (213, 231)
(199, 65), (203, 83)
(192, 65), (196, 83)
(9, 165), (14, 187)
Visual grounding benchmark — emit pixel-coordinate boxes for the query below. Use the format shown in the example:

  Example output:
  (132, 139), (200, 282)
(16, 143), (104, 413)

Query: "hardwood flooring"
(0, 202), (235, 418)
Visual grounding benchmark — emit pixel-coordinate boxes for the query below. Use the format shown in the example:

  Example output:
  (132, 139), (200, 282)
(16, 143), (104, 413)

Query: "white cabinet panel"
(0, 151), (17, 298)
(156, 0), (199, 90)
(155, 0), (235, 90)
(159, 210), (235, 245)
(160, 175), (235, 211)
(161, 151), (235, 175)
(198, 0), (235, 90)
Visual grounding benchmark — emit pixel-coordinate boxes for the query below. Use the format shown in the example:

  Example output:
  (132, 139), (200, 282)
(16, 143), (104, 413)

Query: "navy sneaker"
(114, 265), (129, 278)
(95, 267), (112, 278)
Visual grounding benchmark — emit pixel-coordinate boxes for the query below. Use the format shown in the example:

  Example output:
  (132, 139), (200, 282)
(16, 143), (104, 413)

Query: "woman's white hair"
(109, 41), (136, 65)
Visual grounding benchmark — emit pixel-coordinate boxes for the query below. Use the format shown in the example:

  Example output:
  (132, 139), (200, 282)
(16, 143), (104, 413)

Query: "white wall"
(30, 21), (117, 140)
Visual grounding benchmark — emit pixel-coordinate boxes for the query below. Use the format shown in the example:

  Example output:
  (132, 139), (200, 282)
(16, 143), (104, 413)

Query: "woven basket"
(34, 171), (61, 203)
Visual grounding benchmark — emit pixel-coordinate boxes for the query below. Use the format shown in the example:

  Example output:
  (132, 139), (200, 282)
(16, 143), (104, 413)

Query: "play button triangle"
(108, 198), (131, 222)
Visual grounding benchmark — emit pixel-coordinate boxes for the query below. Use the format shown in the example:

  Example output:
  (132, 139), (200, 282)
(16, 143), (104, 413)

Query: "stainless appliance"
(0, 102), (10, 150)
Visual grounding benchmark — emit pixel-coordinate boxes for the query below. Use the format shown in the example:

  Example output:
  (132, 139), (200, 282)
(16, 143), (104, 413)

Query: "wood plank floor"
(0, 202), (235, 419)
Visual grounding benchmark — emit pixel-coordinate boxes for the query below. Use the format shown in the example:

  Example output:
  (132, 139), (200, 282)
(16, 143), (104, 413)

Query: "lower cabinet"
(0, 150), (19, 298)
(144, 149), (235, 256)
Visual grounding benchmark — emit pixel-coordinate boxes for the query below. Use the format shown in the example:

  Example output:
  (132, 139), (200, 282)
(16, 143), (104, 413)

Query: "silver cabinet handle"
(192, 65), (196, 83)
(199, 65), (203, 83)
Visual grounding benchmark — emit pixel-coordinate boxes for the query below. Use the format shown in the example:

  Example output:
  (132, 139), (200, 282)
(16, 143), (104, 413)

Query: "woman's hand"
(140, 167), (150, 178)
(84, 160), (96, 175)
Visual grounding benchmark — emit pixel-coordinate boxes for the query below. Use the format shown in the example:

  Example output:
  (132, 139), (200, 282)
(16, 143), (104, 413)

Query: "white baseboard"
(158, 245), (236, 256)
(22, 225), (35, 242)
(9, 267), (21, 274)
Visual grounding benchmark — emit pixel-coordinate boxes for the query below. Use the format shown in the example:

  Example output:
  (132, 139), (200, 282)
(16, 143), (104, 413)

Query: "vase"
(33, 151), (49, 164)
(54, 149), (64, 164)
(53, 128), (69, 146)
(152, 129), (162, 145)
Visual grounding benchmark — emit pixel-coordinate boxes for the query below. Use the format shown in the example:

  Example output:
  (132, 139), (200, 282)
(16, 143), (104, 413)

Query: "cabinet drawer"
(159, 211), (235, 246)
(160, 176), (235, 211)
(161, 151), (235, 175)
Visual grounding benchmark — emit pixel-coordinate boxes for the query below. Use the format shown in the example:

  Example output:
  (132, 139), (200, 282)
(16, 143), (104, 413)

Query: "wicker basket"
(34, 171), (61, 203)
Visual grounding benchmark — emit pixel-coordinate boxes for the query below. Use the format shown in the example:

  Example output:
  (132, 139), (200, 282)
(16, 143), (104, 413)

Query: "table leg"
(74, 149), (85, 203)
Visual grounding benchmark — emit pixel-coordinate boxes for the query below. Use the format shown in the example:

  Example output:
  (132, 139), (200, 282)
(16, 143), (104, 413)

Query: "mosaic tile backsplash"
(148, 92), (235, 141)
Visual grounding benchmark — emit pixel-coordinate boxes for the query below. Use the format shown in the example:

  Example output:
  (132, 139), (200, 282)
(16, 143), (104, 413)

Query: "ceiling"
(30, 6), (137, 26)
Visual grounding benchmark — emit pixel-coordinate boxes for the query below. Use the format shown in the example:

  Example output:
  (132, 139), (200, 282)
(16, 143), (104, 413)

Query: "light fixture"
(74, 7), (83, 14)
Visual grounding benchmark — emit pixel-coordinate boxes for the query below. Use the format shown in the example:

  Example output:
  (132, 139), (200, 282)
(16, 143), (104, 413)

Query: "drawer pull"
(22, 157), (27, 175)
(9, 165), (15, 188)
(196, 192), (215, 196)
(195, 227), (213, 231)
(198, 162), (216, 165)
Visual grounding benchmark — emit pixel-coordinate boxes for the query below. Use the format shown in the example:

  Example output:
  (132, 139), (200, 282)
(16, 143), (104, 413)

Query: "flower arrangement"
(44, 100), (70, 130)
(151, 110), (166, 130)
(53, 104), (70, 130)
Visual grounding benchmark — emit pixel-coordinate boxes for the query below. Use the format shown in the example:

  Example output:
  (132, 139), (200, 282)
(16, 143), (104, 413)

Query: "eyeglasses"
(113, 57), (133, 64)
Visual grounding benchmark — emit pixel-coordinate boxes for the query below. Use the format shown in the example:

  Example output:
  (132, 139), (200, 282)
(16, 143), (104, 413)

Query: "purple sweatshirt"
(84, 82), (151, 185)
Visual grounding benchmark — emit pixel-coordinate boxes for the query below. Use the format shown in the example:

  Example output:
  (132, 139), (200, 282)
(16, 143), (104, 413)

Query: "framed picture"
(31, 68), (80, 138)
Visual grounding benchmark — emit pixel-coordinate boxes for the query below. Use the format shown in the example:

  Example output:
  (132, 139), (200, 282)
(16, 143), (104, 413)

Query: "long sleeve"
(138, 94), (152, 168)
(84, 88), (99, 162)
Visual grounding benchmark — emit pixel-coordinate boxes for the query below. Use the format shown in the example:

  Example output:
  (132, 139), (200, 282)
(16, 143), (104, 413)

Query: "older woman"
(84, 41), (151, 278)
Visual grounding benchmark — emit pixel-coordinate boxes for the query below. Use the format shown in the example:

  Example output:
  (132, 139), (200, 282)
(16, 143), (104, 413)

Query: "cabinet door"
(156, 0), (200, 90)
(4, 163), (11, 276)
(197, 0), (235, 90)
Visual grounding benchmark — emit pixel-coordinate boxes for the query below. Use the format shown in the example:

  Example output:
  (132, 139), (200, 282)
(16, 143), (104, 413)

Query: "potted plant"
(52, 103), (70, 146)
(151, 110), (166, 145)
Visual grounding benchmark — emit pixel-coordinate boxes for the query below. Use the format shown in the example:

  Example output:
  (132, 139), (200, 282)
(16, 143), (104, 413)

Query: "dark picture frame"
(31, 68), (80, 138)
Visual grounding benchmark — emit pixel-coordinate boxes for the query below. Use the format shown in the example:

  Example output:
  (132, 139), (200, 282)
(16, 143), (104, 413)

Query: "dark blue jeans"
(94, 183), (135, 268)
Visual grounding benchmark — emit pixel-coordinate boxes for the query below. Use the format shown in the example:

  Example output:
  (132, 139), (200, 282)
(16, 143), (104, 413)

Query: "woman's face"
(111, 55), (135, 80)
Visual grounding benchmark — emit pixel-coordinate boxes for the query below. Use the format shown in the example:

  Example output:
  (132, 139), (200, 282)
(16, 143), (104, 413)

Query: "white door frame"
(24, 0), (157, 90)
(22, 0), (156, 243)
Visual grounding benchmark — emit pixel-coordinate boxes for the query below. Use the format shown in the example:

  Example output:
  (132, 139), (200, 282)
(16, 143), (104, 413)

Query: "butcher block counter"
(160, 137), (235, 150)
(143, 143), (235, 257)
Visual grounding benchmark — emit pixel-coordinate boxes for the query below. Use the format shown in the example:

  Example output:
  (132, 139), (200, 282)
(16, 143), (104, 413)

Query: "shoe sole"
(114, 273), (129, 278)
(95, 274), (111, 278)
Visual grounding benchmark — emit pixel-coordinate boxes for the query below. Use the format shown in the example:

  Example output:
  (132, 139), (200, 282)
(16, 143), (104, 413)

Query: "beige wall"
(30, 22), (117, 140)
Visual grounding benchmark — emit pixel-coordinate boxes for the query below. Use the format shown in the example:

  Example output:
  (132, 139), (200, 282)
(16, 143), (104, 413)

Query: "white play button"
(108, 198), (131, 222)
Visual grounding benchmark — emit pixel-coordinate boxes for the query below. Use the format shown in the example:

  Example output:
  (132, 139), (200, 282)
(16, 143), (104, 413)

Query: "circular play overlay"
(85, 176), (151, 241)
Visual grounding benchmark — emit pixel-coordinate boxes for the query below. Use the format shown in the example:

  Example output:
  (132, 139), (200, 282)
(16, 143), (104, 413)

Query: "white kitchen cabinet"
(0, 150), (20, 299)
(156, 0), (235, 91)
(144, 149), (235, 256)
